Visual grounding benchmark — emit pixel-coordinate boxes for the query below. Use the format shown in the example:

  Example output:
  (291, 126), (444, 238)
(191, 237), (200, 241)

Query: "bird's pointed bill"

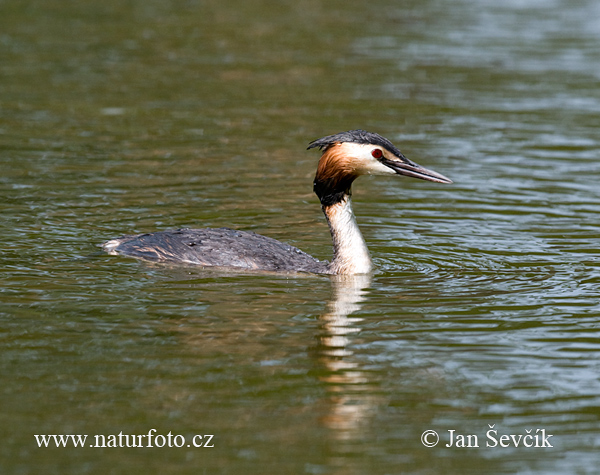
(383, 159), (453, 184)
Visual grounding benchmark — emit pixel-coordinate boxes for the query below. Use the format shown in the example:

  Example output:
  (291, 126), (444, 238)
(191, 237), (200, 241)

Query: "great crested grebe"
(103, 130), (452, 274)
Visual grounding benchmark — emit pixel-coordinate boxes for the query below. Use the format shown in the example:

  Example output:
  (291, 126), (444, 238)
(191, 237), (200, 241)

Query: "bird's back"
(103, 227), (330, 274)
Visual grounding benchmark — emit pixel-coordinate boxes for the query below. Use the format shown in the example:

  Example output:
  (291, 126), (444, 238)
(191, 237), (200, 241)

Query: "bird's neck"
(322, 194), (372, 275)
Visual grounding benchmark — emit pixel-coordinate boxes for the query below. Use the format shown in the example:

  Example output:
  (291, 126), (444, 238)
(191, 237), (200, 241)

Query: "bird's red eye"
(371, 149), (383, 159)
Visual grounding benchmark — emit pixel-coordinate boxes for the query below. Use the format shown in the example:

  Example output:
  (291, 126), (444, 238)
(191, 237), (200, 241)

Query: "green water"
(2, 0), (600, 473)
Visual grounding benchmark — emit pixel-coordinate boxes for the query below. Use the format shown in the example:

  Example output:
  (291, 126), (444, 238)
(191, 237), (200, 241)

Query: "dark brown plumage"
(104, 227), (330, 273)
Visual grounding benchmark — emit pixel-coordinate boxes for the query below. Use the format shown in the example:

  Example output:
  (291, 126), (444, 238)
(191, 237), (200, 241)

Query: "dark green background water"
(2, 0), (600, 473)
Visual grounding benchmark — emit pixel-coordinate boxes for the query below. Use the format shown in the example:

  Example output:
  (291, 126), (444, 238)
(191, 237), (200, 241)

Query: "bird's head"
(308, 129), (452, 206)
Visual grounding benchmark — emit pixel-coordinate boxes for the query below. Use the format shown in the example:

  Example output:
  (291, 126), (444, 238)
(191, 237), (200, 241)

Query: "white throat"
(324, 195), (372, 275)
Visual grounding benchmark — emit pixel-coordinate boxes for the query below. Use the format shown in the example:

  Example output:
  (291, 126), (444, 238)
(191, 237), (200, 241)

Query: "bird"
(103, 130), (452, 275)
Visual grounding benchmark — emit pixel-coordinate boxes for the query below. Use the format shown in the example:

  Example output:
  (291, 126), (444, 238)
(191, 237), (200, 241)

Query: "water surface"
(1, 0), (600, 473)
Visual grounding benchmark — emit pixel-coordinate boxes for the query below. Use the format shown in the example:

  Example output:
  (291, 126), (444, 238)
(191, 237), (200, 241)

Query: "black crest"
(307, 129), (406, 159)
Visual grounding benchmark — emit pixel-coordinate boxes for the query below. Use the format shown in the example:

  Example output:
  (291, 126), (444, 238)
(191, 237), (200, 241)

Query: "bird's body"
(104, 227), (330, 273)
(103, 130), (452, 275)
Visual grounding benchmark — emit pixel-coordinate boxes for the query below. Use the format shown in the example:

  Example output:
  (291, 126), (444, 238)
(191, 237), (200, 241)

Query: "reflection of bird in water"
(317, 275), (374, 439)
(103, 130), (452, 274)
